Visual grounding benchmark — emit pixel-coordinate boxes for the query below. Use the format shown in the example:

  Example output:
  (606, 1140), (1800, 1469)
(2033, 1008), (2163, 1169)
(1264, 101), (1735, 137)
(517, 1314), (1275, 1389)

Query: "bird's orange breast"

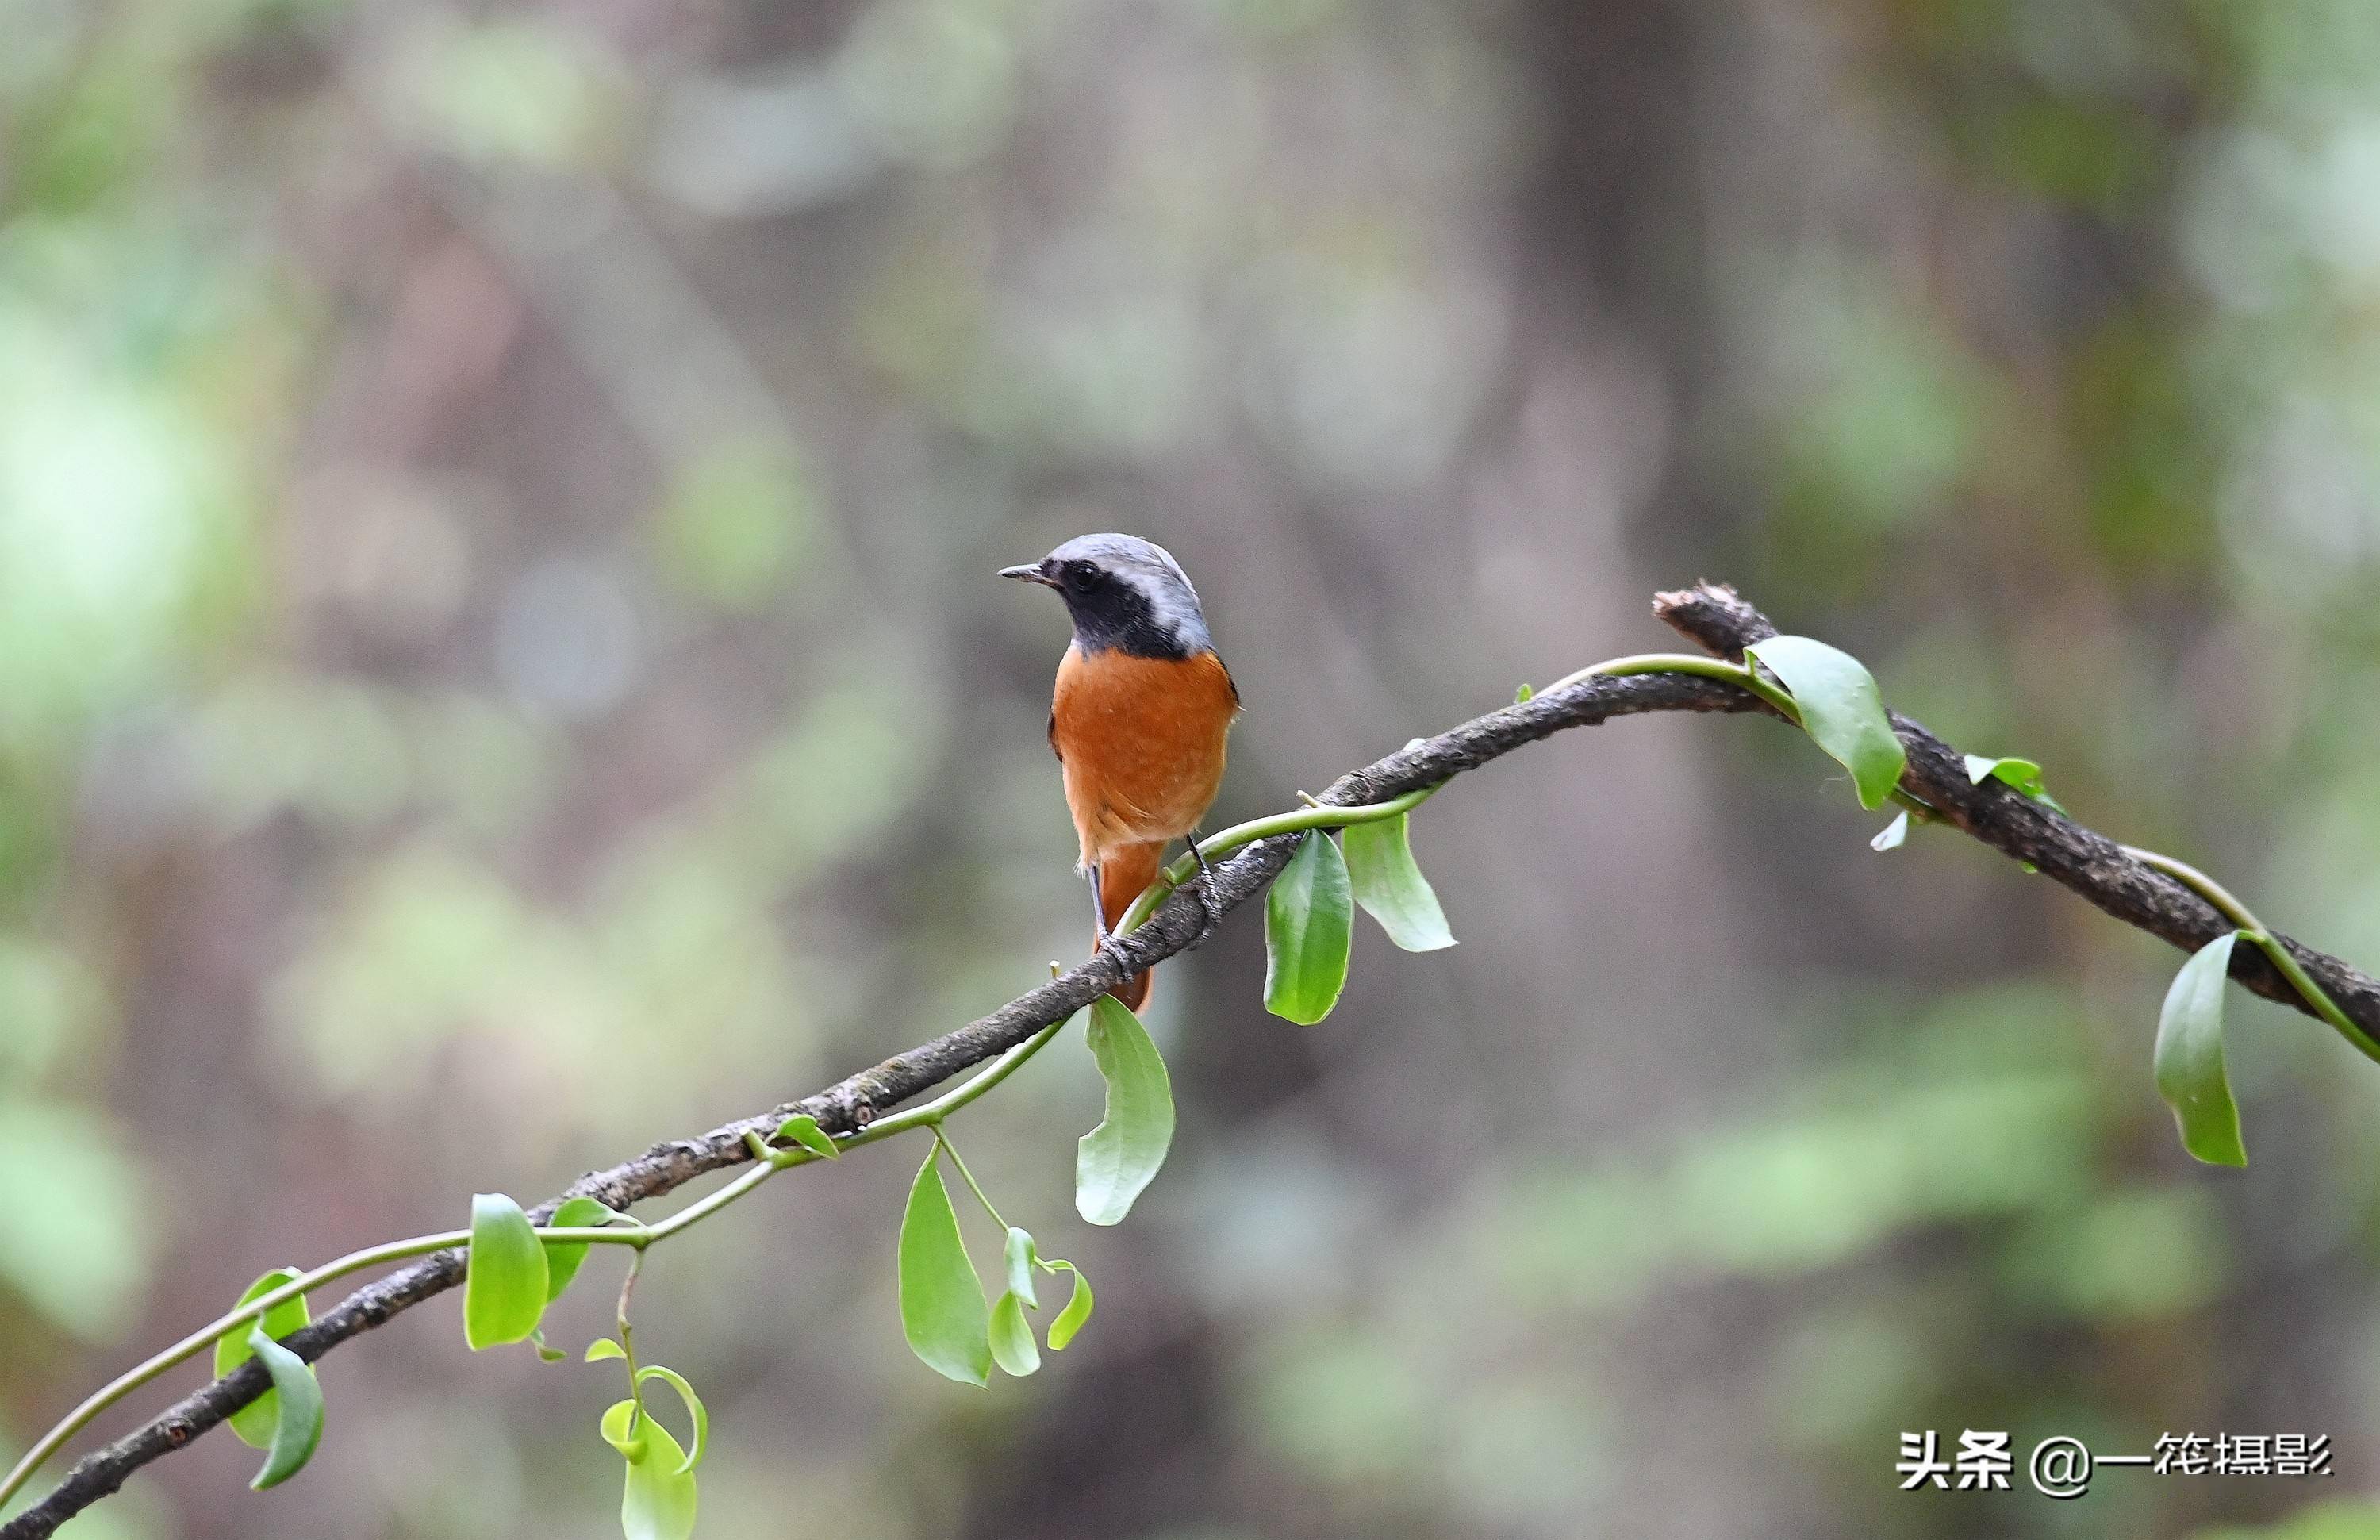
(1050, 644), (1239, 866)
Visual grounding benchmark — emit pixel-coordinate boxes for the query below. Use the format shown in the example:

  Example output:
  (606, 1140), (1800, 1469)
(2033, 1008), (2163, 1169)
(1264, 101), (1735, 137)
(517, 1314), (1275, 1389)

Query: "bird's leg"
(1184, 831), (1226, 940)
(1085, 862), (1111, 945)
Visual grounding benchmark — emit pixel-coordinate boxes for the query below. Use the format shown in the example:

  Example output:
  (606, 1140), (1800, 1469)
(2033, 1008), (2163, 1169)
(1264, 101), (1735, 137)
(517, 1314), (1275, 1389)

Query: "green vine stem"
(2123, 845), (2380, 1066)
(2, 645), (1907, 1511)
(1112, 785), (1444, 937)
(931, 1130), (1010, 1231)
(0, 999), (1077, 1513)
(615, 1250), (648, 1418)
(1545, 653), (1940, 824)
(1546, 651), (1788, 710)
(13, 645), (2351, 1523)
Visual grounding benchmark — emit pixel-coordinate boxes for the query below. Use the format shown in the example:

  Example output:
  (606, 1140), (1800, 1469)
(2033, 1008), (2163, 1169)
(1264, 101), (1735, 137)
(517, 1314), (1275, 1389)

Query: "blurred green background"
(6, 0), (2380, 1535)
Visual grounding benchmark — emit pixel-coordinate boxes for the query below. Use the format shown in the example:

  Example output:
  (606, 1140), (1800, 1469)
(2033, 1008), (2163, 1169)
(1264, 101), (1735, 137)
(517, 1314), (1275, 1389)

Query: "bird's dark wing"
(1049, 708), (1061, 760)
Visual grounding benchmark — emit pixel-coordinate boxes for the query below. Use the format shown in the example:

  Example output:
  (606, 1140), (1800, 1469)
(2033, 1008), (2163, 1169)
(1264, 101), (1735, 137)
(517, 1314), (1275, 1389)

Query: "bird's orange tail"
(1095, 841), (1167, 1012)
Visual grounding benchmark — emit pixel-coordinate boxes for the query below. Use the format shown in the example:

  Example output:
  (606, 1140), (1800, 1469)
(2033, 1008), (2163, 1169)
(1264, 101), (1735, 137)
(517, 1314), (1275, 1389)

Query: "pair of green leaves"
(1264, 811), (1456, 1025)
(1742, 636), (1906, 812)
(590, 1352), (708, 1540)
(992, 1227), (1093, 1373)
(463, 1192), (635, 1353)
(213, 1271), (322, 1490)
(898, 1143), (1093, 1386)
(228, 1185), (627, 1499)
(899, 995), (1147, 1385)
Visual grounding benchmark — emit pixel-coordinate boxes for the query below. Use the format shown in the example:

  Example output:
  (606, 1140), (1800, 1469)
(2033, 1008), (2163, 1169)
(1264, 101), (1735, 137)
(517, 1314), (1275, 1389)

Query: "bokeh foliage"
(7, 0), (2380, 1537)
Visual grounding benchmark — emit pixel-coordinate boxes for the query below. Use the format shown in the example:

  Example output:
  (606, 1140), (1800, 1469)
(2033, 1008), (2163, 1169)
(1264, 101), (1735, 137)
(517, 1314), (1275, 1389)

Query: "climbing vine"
(2, 621), (2359, 1539)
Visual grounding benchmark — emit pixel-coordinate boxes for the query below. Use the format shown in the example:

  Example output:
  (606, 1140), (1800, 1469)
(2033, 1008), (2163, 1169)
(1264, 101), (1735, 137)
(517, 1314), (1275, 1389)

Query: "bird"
(1003, 534), (1240, 1011)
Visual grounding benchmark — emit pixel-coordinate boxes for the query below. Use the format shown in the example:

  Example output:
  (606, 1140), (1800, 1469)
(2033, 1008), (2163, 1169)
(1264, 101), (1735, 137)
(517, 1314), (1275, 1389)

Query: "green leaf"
(1743, 636), (1906, 810)
(1870, 811), (1909, 852)
(1965, 752), (2030, 789)
(463, 1192), (550, 1350)
(898, 1146), (991, 1385)
(1342, 812), (1456, 952)
(1075, 994), (1176, 1225)
(1045, 1262), (1094, 1351)
(2155, 931), (2248, 1167)
(586, 1337), (628, 1363)
(532, 1330), (567, 1362)
(601, 1399), (700, 1540)
(773, 1113), (839, 1160)
(634, 1365), (708, 1474)
(600, 1396), (647, 1459)
(215, 1269), (311, 1450)
(1964, 753), (2069, 814)
(989, 1291), (1041, 1377)
(542, 1196), (627, 1304)
(244, 1326), (325, 1490)
(1004, 1227), (1039, 1310)
(1264, 830), (1354, 1023)
(1515, 682), (1534, 703)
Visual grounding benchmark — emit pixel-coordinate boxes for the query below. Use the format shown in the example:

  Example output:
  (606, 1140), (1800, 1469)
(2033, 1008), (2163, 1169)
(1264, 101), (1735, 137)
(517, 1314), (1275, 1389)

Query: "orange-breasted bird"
(1004, 534), (1241, 1010)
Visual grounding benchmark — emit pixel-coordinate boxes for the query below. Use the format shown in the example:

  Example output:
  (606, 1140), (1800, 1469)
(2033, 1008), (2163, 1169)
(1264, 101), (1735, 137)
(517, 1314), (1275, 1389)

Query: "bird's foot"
(1185, 876), (1227, 947)
(1180, 832), (1226, 945)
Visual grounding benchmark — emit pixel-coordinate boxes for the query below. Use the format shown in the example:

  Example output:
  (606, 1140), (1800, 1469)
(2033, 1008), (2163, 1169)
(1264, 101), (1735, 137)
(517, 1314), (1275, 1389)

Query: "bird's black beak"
(1000, 563), (1059, 588)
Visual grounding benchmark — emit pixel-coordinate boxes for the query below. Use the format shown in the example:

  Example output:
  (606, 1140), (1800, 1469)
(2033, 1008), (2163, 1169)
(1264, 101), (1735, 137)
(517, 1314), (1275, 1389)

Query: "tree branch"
(9, 582), (2374, 1538)
(1652, 581), (2380, 1029)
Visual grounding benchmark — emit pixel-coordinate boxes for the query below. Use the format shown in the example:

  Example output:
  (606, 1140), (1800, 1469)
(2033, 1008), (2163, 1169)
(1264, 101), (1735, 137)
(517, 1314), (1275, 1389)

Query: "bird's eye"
(1067, 561), (1100, 588)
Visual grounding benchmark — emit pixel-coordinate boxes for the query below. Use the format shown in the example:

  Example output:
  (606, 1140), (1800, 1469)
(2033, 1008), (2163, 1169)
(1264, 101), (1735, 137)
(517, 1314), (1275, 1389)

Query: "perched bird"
(1003, 534), (1240, 1009)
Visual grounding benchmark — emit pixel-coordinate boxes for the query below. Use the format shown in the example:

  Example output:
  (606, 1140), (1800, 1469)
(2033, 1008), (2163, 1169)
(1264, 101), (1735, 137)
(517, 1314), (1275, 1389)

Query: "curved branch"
(9, 583), (2374, 1538)
(1651, 582), (2380, 1028)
